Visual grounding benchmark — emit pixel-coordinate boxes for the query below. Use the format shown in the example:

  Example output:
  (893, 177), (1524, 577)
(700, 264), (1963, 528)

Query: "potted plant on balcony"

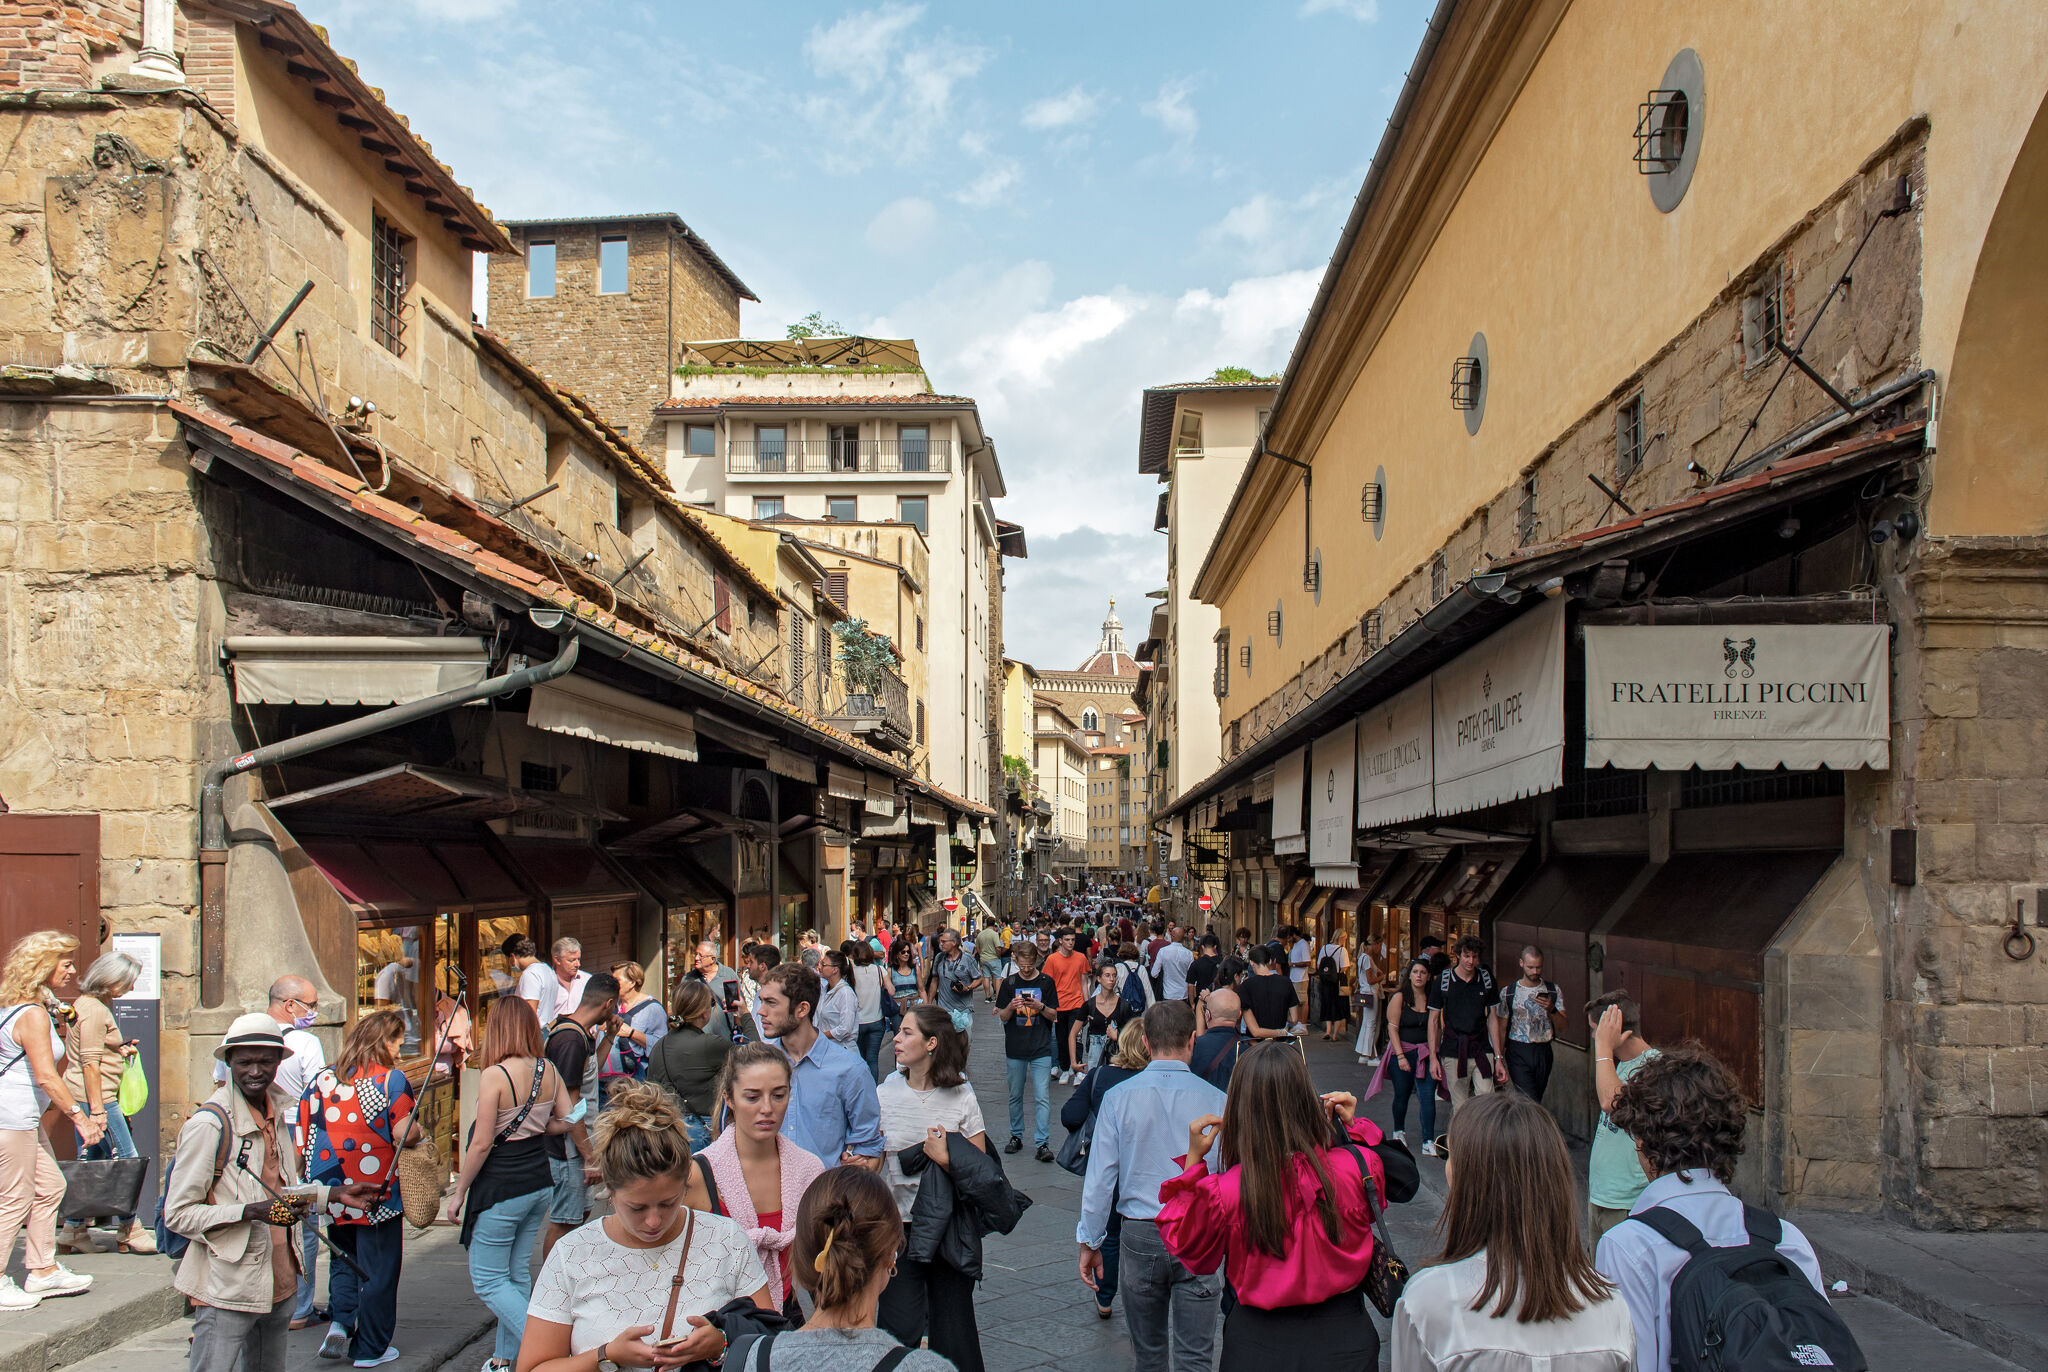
(834, 619), (897, 715)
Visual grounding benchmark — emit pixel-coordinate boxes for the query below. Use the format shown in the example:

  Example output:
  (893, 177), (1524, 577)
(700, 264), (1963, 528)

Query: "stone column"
(132, 0), (185, 84)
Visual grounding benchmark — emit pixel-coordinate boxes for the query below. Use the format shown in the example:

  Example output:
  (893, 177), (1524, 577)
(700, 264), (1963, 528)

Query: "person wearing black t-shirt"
(1186, 934), (1222, 1002)
(1237, 944), (1299, 1040)
(1070, 959), (1137, 1073)
(1426, 936), (1504, 1119)
(994, 940), (1058, 1161)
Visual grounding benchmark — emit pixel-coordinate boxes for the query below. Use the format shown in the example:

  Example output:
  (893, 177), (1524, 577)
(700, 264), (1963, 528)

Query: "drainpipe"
(131, 0), (185, 85)
(198, 627), (582, 1007)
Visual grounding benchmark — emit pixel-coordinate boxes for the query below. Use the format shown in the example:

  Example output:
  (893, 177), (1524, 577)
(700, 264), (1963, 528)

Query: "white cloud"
(799, 5), (990, 172)
(804, 3), (926, 90)
(1022, 86), (1102, 131)
(865, 196), (938, 253)
(1142, 77), (1199, 142)
(951, 131), (1022, 207)
(1300, 0), (1380, 19)
(1205, 177), (1358, 273)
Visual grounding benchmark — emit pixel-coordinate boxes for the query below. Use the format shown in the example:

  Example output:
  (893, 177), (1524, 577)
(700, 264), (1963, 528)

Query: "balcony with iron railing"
(824, 664), (913, 752)
(727, 438), (954, 476)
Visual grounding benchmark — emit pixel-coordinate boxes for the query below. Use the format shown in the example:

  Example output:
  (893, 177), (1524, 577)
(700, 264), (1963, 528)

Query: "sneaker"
(353, 1349), (400, 1369)
(1422, 1139), (1439, 1157)
(22, 1266), (90, 1298)
(0, 1277), (39, 1312)
(319, 1326), (351, 1360)
(1035, 1143), (1055, 1163)
(1392, 1130), (1408, 1146)
(1004, 1135), (1023, 1155)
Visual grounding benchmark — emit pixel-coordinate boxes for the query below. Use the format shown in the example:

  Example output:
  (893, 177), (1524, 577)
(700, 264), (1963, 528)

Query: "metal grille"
(1634, 89), (1689, 174)
(1616, 396), (1645, 479)
(1679, 767), (1845, 809)
(1361, 609), (1383, 652)
(1430, 552), (1448, 601)
(1214, 631), (1230, 700)
(1267, 608), (1282, 637)
(370, 215), (410, 357)
(1516, 476), (1540, 545)
(1238, 643), (1252, 670)
(1742, 267), (1786, 368)
(1450, 356), (1483, 410)
(1360, 482), (1383, 523)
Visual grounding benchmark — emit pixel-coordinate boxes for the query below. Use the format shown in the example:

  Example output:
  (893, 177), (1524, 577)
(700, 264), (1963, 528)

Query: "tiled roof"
(656, 393), (974, 412)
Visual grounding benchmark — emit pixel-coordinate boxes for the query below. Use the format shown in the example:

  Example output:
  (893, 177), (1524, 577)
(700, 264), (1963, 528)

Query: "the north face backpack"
(1635, 1204), (1866, 1372)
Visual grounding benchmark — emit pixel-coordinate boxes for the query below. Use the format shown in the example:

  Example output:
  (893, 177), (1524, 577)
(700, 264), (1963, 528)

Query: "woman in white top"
(0, 931), (102, 1311)
(1391, 1092), (1633, 1372)
(850, 943), (888, 1082)
(519, 1080), (773, 1372)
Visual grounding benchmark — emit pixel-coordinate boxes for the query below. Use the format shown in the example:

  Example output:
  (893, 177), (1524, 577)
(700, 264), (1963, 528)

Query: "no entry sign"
(1197, 894), (1213, 911)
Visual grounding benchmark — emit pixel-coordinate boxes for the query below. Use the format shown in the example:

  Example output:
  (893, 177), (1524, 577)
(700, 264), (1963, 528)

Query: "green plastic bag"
(117, 1055), (148, 1117)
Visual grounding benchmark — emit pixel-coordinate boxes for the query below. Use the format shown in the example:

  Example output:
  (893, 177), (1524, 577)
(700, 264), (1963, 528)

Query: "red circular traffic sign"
(1198, 894), (1213, 910)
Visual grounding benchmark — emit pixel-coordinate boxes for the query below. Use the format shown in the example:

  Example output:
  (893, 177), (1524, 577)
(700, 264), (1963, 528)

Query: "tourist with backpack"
(1113, 943), (1155, 1016)
(165, 1013), (378, 1372)
(1314, 936), (1349, 1041)
(1594, 1046), (1854, 1372)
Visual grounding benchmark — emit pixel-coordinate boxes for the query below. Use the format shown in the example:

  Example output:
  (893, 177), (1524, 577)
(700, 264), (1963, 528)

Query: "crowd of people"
(0, 898), (1851, 1372)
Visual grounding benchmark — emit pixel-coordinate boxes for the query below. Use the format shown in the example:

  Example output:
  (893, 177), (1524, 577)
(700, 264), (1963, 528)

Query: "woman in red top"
(1159, 1042), (1419, 1372)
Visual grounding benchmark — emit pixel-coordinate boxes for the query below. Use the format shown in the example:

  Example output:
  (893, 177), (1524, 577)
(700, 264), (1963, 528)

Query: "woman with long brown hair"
(1157, 1041), (1418, 1372)
(299, 1009), (421, 1366)
(1390, 1091), (1632, 1372)
(445, 997), (581, 1372)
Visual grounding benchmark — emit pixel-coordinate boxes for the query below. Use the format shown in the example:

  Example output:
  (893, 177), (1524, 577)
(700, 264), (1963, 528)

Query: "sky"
(317, 0), (1435, 669)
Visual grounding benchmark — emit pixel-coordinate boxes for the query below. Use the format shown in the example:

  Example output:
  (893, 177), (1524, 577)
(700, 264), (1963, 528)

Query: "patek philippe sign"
(1431, 596), (1567, 815)
(1308, 721), (1357, 871)
(1356, 677), (1435, 829)
(1271, 746), (1307, 855)
(1584, 623), (1890, 770)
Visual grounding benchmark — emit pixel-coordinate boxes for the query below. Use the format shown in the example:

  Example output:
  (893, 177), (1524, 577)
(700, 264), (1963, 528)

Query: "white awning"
(1314, 863), (1360, 889)
(767, 747), (816, 783)
(226, 636), (489, 706)
(978, 820), (996, 846)
(864, 771), (899, 816)
(1584, 622), (1890, 770)
(528, 675), (697, 762)
(954, 817), (974, 845)
(1357, 677), (1436, 829)
(1170, 815), (1184, 862)
(1309, 721), (1356, 869)
(1250, 768), (1276, 804)
(826, 763), (866, 802)
(1272, 746), (1308, 856)
(1432, 596), (1566, 816)
(908, 797), (944, 826)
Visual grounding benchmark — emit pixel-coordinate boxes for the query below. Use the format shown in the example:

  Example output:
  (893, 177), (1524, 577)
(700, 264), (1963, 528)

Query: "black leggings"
(878, 1257), (983, 1372)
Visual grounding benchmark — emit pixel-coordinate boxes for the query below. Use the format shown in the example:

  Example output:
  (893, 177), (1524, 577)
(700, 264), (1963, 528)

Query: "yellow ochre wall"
(1212, 0), (2048, 728)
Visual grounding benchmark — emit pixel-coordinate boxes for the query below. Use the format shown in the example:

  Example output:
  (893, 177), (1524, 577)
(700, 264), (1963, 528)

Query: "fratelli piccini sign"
(1583, 622), (1890, 770)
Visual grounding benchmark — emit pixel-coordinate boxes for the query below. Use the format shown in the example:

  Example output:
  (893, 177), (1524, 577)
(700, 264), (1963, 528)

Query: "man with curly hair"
(1593, 1045), (1827, 1372)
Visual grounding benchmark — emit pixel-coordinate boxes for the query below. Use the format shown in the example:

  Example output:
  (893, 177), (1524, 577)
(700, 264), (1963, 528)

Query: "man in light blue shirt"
(1595, 1046), (1828, 1372)
(759, 963), (883, 1167)
(1077, 1001), (1225, 1372)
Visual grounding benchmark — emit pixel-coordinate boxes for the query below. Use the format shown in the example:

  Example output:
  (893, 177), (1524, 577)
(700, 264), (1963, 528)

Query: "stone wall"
(485, 222), (742, 449)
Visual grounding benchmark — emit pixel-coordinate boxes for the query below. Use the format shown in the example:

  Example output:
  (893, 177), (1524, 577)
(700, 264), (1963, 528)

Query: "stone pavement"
(33, 995), (2042, 1372)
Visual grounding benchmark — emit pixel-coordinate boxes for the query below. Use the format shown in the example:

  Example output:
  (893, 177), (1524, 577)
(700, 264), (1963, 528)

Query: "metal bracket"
(1586, 473), (1637, 518)
(1772, 338), (1856, 411)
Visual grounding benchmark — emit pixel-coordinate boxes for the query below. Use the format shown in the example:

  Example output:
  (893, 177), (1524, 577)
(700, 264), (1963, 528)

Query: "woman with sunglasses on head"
(1157, 1041), (1419, 1372)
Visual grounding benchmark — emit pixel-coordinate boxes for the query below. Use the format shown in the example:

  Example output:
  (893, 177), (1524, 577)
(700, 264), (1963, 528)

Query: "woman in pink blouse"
(1158, 1042), (1419, 1372)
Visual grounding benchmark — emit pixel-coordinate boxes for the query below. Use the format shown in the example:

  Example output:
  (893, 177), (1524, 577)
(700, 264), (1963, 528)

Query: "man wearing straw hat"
(166, 1013), (379, 1372)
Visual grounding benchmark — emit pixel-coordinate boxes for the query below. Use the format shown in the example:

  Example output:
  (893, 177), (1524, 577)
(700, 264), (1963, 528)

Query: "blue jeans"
(1389, 1051), (1437, 1143)
(1097, 1205), (1124, 1307)
(683, 1114), (714, 1153)
(857, 1021), (888, 1081)
(76, 1107), (139, 1225)
(1005, 1055), (1051, 1147)
(466, 1188), (550, 1363)
(329, 1215), (404, 1362)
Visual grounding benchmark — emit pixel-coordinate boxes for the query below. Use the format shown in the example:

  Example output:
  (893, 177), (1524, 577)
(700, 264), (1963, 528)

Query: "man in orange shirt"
(1044, 927), (1092, 1084)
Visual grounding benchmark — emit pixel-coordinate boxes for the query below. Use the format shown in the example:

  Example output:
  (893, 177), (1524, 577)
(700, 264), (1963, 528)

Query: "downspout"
(198, 629), (582, 1007)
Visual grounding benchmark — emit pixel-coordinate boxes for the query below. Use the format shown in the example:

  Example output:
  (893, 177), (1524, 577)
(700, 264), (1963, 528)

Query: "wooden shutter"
(714, 574), (732, 633)
(824, 570), (848, 609)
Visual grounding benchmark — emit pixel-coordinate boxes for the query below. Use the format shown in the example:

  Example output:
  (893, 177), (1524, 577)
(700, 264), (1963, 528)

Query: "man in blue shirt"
(1077, 1000), (1225, 1372)
(1595, 1045), (1829, 1372)
(758, 963), (883, 1168)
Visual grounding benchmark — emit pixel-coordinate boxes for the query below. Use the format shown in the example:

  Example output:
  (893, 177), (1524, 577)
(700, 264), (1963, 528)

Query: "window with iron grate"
(370, 214), (411, 358)
(1616, 396), (1646, 480)
(1213, 630), (1230, 699)
(1742, 265), (1786, 369)
(1430, 552), (1448, 601)
(916, 700), (926, 745)
(1516, 476), (1540, 545)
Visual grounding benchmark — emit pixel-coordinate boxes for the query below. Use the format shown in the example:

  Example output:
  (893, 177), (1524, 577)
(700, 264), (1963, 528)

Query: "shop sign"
(1356, 677), (1435, 829)
(1271, 746), (1308, 855)
(1309, 721), (1357, 878)
(1431, 596), (1566, 815)
(1583, 622), (1889, 770)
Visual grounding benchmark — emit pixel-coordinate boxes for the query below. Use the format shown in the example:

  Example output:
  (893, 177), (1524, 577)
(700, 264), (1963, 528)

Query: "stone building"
(485, 214), (755, 447)
(0, 0), (987, 1149)
(1033, 604), (1150, 887)
(1159, 0), (2048, 1230)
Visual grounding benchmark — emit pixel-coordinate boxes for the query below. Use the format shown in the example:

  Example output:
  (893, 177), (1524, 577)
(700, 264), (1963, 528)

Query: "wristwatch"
(595, 1339), (620, 1372)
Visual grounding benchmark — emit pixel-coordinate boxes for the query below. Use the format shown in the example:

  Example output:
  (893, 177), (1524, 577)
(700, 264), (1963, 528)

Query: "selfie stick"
(366, 965), (467, 1212)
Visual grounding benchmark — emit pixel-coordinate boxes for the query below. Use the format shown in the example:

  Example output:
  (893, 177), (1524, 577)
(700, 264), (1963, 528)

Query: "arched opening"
(1932, 88), (2048, 534)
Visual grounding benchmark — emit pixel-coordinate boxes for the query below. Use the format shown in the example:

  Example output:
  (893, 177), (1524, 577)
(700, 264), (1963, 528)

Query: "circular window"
(1646, 49), (1704, 213)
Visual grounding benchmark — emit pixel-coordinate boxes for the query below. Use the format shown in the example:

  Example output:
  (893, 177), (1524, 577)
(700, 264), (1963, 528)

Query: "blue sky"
(320, 0), (1433, 668)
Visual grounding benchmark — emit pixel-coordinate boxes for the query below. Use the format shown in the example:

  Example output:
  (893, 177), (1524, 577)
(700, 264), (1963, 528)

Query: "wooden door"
(0, 816), (101, 963)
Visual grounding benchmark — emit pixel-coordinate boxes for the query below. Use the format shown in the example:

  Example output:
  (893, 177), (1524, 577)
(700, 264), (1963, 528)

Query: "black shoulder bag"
(1335, 1136), (1409, 1317)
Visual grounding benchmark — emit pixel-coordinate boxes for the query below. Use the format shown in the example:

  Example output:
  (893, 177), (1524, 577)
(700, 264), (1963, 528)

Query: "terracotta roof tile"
(655, 393), (974, 412)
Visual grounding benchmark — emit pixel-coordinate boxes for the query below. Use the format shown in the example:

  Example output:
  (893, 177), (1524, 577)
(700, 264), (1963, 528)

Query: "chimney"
(130, 0), (186, 85)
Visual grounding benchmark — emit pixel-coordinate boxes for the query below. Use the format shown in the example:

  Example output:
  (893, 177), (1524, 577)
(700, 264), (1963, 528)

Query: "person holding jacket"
(1158, 1041), (1420, 1372)
(877, 1006), (1013, 1372)
(168, 1014), (377, 1372)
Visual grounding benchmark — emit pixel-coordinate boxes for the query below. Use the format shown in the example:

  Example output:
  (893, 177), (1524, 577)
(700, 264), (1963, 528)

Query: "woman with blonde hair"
(61, 950), (149, 1255)
(726, 1167), (957, 1372)
(1391, 1091), (1632, 1371)
(599, 960), (667, 1105)
(299, 1009), (420, 1366)
(446, 997), (581, 1372)
(0, 931), (102, 1309)
(681, 1040), (826, 1314)
(518, 1079), (775, 1372)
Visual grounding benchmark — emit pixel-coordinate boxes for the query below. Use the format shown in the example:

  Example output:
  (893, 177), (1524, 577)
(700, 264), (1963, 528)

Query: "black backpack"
(1635, 1204), (1865, 1372)
(1317, 947), (1341, 985)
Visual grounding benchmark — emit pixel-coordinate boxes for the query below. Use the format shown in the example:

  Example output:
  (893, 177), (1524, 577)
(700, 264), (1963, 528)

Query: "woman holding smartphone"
(1067, 960), (1135, 1075)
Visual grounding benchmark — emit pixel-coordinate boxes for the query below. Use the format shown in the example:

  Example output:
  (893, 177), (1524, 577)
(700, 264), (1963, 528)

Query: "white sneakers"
(353, 1348), (400, 1368)
(0, 1277), (38, 1311)
(1392, 1130), (1408, 1146)
(1422, 1139), (1440, 1157)
(23, 1265), (90, 1298)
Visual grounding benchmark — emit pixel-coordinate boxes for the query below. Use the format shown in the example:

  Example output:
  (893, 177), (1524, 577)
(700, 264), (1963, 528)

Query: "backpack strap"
(871, 1349), (912, 1372)
(1633, 1205), (1713, 1258)
(1742, 1202), (1785, 1247)
(199, 1101), (235, 1200)
(693, 1154), (721, 1217)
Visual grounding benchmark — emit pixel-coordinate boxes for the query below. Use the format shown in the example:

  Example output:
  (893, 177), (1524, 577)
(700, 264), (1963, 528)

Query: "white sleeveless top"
(0, 1003), (63, 1130)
